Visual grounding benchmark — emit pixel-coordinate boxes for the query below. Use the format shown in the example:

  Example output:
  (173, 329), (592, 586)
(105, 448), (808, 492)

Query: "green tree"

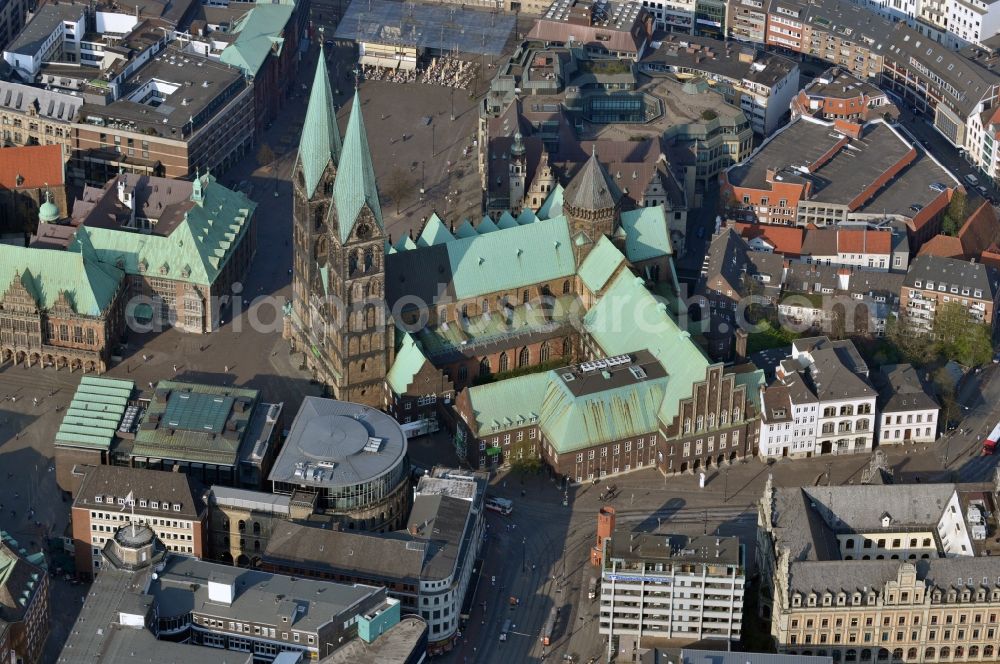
(885, 310), (932, 364)
(941, 189), (967, 237)
(932, 302), (993, 367)
(507, 439), (541, 475)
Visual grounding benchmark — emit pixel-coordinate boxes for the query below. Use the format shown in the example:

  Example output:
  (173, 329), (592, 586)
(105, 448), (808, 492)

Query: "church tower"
(291, 50), (341, 376)
(323, 92), (393, 408)
(508, 132), (526, 215)
(563, 147), (622, 265)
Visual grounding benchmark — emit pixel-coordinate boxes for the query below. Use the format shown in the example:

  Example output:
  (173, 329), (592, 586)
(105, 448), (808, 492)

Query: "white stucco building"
(758, 337), (877, 458)
(876, 363), (940, 445)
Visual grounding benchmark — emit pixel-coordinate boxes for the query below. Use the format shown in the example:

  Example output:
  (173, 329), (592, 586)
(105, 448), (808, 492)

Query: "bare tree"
(383, 168), (415, 215)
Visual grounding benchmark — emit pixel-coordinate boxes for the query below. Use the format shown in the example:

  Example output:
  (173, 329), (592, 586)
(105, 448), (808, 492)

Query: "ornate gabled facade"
(0, 246), (125, 372)
(758, 475), (1000, 663)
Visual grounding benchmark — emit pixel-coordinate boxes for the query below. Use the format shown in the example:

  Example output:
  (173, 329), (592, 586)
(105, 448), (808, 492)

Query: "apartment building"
(876, 363), (940, 445)
(900, 255), (1000, 333)
(599, 530), (745, 649)
(759, 477), (1000, 662)
(758, 337), (877, 458)
(70, 465), (207, 577)
(641, 0), (697, 32)
(638, 34), (800, 134)
(791, 66), (898, 126)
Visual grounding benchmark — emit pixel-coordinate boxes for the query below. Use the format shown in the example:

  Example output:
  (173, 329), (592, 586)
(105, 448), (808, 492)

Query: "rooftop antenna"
(121, 490), (136, 537)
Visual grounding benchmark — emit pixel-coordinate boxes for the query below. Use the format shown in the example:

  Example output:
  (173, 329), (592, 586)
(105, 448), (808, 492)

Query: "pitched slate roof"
(56, 377), (135, 450)
(334, 93), (383, 243)
(877, 363), (939, 414)
(620, 206), (672, 262)
(0, 244), (122, 316)
(563, 149), (620, 212)
(578, 236), (627, 293)
(297, 51), (341, 199)
(904, 255), (1000, 300)
(218, 4), (293, 76)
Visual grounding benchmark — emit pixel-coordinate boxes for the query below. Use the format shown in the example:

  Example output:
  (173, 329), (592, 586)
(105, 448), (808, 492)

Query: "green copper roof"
(455, 219), (477, 238)
(71, 176), (255, 287)
(297, 51), (342, 199)
(0, 244), (122, 316)
(476, 215), (498, 233)
(219, 5), (294, 77)
(334, 93), (383, 243)
(447, 218), (575, 300)
(416, 213), (454, 246)
(538, 184), (563, 219)
(55, 376), (135, 450)
(38, 199), (59, 222)
(578, 236), (626, 293)
(517, 209), (538, 224)
(394, 234), (417, 251)
(386, 332), (430, 394)
(465, 372), (550, 436)
(583, 270), (709, 425)
(733, 367), (765, 411)
(620, 206), (672, 262)
(539, 367), (669, 454)
(497, 211), (518, 229)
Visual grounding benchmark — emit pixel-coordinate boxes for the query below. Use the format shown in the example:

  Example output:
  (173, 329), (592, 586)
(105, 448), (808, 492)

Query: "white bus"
(485, 496), (513, 515)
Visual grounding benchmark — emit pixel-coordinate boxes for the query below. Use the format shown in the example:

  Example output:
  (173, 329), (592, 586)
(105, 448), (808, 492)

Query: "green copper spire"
(334, 92), (383, 243)
(297, 50), (341, 199)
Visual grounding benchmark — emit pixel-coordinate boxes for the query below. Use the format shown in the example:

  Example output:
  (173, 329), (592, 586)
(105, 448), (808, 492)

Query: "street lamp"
(521, 536), (527, 572)
(723, 468), (730, 503)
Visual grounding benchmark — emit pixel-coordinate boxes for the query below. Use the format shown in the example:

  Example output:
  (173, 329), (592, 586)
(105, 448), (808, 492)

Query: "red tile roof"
(732, 221), (804, 256)
(958, 201), (1000, 256)
(918, 201), (1000, 261)
(917, 234), (963, 259)
(836, 228), (891, 254)
(0, 145), (64, 190)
